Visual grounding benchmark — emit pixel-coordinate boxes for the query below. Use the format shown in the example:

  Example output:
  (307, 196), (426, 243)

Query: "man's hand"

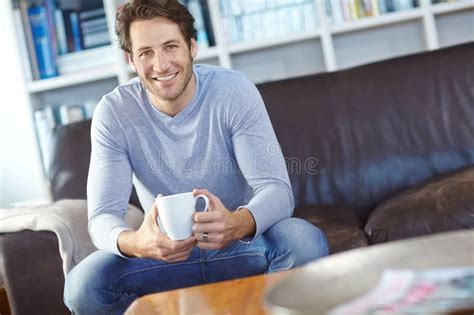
(117, 200), (196, 262)
(192, 189), (256, 250)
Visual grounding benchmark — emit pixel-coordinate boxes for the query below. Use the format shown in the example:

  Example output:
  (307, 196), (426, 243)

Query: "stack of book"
(325, 0), (422, 25)
(80, 7), (110, 50)
(219, 0), (318, 44)
(56, 45), (115, 75)
(179, 0), (215, 49)
(432, 0), (460, 3)
(13, 1), (111, 81)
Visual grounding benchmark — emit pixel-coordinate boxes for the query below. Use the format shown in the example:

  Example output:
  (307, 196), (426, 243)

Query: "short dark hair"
(115, 0), (197, 53)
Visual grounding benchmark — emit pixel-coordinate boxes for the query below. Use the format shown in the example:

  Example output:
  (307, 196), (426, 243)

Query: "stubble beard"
(142, 56), (194, 103)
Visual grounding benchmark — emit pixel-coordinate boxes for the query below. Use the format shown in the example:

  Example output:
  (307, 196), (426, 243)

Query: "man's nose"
(152, 52), (170, 73)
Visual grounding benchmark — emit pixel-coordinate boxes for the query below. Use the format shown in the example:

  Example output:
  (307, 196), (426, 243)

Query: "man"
(64, 0), (329, 314)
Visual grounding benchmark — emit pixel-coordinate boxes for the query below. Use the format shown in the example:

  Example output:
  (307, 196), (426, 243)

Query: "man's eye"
(166, 45), (178, 50)
(140, 51), (152, 57)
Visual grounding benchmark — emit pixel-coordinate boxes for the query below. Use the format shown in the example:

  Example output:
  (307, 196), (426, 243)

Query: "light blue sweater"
(87, 64), (294, 256)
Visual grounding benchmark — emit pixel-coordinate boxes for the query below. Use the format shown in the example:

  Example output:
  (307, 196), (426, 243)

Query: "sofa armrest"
(0, 230), (69, 315)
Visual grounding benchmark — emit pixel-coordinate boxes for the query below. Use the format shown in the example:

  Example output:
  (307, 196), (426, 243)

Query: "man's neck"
(148, 74), (196, 117)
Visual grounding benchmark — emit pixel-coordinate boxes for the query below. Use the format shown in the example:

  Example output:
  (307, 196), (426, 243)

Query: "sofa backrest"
(49, 119), (142, 209)
(257, 42), (474, 222)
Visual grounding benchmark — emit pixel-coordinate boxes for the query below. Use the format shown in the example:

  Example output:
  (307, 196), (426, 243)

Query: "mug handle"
(194, 194), (209, 212)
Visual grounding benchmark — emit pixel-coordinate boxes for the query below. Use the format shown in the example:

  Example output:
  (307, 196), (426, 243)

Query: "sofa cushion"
(364, 167), (474, 244)
(293, 205), (368, 254)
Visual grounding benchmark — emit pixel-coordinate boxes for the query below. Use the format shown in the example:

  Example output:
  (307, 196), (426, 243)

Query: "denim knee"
(64, 250), (136, 315)
(264, 217), (329, 269)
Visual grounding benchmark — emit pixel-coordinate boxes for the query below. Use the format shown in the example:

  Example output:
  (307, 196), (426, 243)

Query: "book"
(303, 3), (318, 29)
(386, 0), (396, 12)
(79, 7), (106, 20)
(69, 10), (83, 52)
(349, 0), (359, 20)
(200, 0), (216, 46)
(59, 105), (85, 125)
(83, 100), (97, 119)
(80, 16), (108, 32)
(82, 31), (110, 49)
(341, 1), (353, 22)
(325, 0), (334, 25)
(331, 0), (345, 25)
(186, 0), (209, 48)
(44, 0), (58, 58)
(33, 107), (56, 174)
(371, 0), (380, 16)
(54, 9), (68, 55)
(80, 20), (108, 35)
(27, 4), (58, 79)
(62, 9), (83, 53)
(18, 0), (40, 80)
(379, 0), (389, 14)
(12, 2), (33, 81)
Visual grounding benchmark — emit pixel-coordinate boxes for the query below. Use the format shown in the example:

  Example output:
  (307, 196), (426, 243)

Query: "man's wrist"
(233, 208), (256, 240)
(117, 230), (139, 257)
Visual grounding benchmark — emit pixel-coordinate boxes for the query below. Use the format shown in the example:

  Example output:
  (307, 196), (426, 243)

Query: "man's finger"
(163, 253), (189, 263)
(161, 236), (196, 251)
(193, 222), (223, 234)
(152, 202), (158, 220)
(193, 188), (218, 205)
(165, 253), (192, 263)
(193, 210), (222, 223)
(146, 202), (159, 230)
(193, 188), (211, 197)
(162, 248), (194, 262)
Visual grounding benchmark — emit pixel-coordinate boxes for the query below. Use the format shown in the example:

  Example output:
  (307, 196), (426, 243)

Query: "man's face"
(129, 17), (197, 105)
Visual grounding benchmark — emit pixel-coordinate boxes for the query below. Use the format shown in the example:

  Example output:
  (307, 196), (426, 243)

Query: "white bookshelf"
(14, 0), (474, 91)
(432, 0), (474, 14)
(7, 0), (474, 183)
(227, 30), (322, 54)
(196, 46), (220, 60)
(27, 64), (117, 93)
(330, 8), (424, 34)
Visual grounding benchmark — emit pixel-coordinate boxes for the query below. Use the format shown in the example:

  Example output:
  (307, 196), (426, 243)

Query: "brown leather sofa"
(1, 42), (473, 315)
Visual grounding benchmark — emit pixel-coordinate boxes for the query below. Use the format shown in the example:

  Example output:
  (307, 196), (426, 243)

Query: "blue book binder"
(28, 5), (58, 79)
(69, 11), (83, 52)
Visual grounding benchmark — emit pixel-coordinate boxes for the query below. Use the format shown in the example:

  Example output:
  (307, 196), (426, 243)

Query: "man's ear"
(128, 53), (136, 72)
(190, 38), (197, 59)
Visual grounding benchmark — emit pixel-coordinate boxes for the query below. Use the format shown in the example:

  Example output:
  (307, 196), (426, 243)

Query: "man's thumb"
(151, 194), (164, 225)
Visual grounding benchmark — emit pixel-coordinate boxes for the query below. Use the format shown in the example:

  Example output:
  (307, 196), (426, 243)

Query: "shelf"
(330, 9), (423, 35)
(227, 30), (321, 54)
(27, 64), (118, 93)
(195, 46), (219, 60)
(432, 1), (474, 15)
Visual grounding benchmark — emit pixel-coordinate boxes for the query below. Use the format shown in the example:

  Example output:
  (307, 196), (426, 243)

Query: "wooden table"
(124, 270), (293, 315)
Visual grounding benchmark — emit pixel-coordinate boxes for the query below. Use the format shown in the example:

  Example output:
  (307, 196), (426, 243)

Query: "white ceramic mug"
(156, 192), (209, 241)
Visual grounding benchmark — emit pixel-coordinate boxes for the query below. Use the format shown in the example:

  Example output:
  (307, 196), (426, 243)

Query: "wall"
(0, 1), (50, 208)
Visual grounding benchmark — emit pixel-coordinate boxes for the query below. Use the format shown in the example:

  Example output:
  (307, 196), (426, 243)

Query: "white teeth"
(155, 73), (177, 81)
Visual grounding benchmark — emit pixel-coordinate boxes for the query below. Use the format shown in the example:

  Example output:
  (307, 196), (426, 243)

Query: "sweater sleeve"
(87, 98), (134, 257)
(228, 76), (294, 238)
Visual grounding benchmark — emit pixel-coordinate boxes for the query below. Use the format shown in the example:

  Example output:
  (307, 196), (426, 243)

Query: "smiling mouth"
(154, 72), (178, 82)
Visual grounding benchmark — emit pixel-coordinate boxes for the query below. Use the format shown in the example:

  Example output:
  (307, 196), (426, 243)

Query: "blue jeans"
(64, 218), (328, 314)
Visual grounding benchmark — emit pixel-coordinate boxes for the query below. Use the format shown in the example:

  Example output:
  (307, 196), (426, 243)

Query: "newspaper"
(328, 267), (474, 315)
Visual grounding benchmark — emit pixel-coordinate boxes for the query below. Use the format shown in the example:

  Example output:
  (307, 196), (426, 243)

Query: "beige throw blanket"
(0, 199), (144, 276)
